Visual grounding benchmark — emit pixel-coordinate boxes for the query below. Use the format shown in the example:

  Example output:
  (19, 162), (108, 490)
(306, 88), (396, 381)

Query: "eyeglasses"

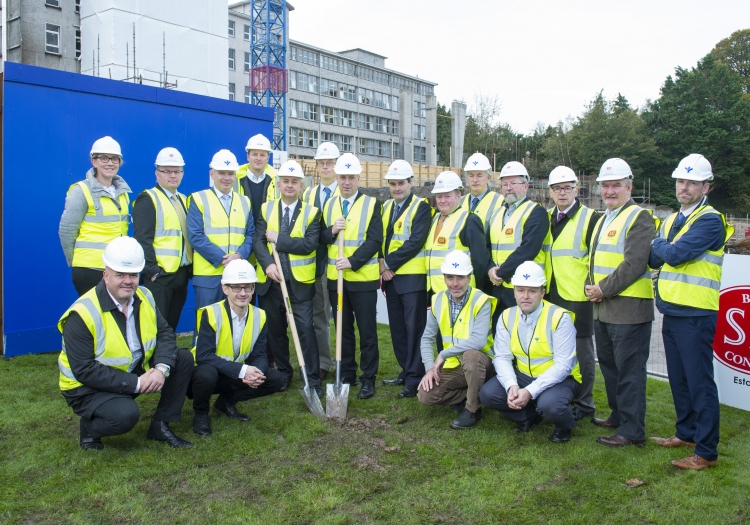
(157, 169), (184, 175)
(94, 155), (121, 164)
(226, 284), (254, 293)
(550, 186), (576, 194)
(501, 181), (526, 189)
(317, 160), (335, 167)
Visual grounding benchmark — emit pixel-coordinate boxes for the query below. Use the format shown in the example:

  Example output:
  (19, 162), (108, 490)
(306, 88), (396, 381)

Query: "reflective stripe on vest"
(590, 205), (654, 299)
(382, 197), (432, 276)
(57, 287), (158, 391)
(255, 199), (318, 285)
(656, 205), (733, 310)
(502, 300), (581, 383)
(324, 195), (380, 282)
(460, 191), (504, 234)
(191, 302), (265, 364)
(234, 163), (279, 202)
(71, 180), (131, 269)
(426, 210), (475, 292)
(548, 205), (594, 302)
(431, 288), (497, 369)
(143, 188), (190, 273)
(189, 189), (251, 277)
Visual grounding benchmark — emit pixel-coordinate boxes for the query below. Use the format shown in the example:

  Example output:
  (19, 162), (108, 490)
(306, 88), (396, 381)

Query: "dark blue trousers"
(662, 314), (720, 461)
(384, 283), (426, 388)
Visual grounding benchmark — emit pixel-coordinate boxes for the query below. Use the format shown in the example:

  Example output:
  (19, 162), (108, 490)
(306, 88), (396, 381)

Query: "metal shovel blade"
(300, 385), (326, 418)
(325, 382), (350, 418)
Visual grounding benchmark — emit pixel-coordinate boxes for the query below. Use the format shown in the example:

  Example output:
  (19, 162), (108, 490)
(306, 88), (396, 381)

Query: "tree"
(435, 103), (451, 166)
(712, 29), (750, 97)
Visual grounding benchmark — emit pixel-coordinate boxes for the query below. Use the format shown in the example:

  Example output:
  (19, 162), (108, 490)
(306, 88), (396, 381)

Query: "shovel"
(326, 233), (349, 418)
(271, 245), (325, 418)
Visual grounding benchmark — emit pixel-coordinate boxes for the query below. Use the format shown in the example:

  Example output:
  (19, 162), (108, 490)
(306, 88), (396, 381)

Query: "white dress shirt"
(598, 205), (625, 241)
(319, 181), (338, 204)
(231, 306), (250, 378)
(106, 290), (143, 391)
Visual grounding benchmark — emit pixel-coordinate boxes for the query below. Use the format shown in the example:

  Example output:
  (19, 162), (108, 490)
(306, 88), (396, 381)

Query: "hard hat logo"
(345, 163), (351, 169)
(523, 273), (530, 280)
(685, 166), (693, 173)
(473, 161), (478, 166)
(452, 262), (459, 268)
(225, 160), (230, 166)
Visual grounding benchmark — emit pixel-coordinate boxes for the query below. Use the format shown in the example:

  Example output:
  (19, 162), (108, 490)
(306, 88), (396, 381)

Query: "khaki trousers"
(417, 350), (494, 413)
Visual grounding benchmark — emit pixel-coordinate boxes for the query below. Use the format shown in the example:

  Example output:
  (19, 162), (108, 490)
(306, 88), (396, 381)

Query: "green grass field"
(1, 325), (749, 524)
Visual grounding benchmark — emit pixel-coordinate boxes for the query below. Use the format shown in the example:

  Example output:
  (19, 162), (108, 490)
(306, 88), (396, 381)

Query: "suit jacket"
(253, 199), (321, 301)
(320, 192), (383, 292)
(61, 281), (179, 416)
(132, 185), (192, 282)
(194, 299), (269, 378)
(381, 193), (432, 294)
(460, 212), (490, 292)
(307, 184), (333, 277)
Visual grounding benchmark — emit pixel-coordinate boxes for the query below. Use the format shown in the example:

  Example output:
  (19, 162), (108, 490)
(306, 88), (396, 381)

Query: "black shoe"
(313, 386), (325, 399)
(382, 377), (405, 386)
(514, 413), (544, 433)
(146, 420), (193, 448)
(572, 407), (594, 421)
(550, 428), (572, 443)
(342, 377), (359, 387)
(193, 414), (211, 436)
(79, 418), (103, 451)
(451, 400), (466, 413)
(398, 385), (418, 398)
(357, 379), (375, 399)
(450, 408), (482, 429)
(212, 399), (250, 421)
(279, 377), (291, 392)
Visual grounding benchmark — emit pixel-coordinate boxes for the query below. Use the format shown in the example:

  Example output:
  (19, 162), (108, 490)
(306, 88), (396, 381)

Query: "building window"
(45, 24), (61, 54)
(414, 146), (426, 163)
(340, 110), (356, 128)
(228, 83), (235, 101)
(340, 135), (353, 152)
(244, 86), (251, 104)
(45, 0), (60, 7)
(393, 142), (401, 159)
(413, 124), (426, 141)
(244, 24), (250, 41)
(377, 141), (391, 157)
(297, 73), (308, 92)
(375, 117), (387, 133)
(392, 121), (399, 135)
(322, 106), (335, 125)
(358, 138), (375, 155)
(298, 48), (319, 66)
(298, 102), (318, 121)
(290, 128), (318, 148)
(290, 46), (297, 61)
(392, 96), (399, 111)
(228, 20), (235, 37)
(358, 88), (373, 106)
(359, 114), (374, 132)
(75, 0), (80, 13)
(244, 52), (250, 73)
(228, 48), (235, 70)
(308, 76), (318, 94)
(413, 101), (426, 118)
(75, 29), (81, 59)
(288, 71), (296, 90)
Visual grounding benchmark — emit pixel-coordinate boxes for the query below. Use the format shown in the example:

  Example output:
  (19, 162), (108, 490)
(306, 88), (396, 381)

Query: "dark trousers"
(490, 286), (517, 333)
(594, 320), (652, 441)
(662, 314), (720, 461)
(143, 266), (191, 332)
(259, 282), (320, 387)
(329, 288), (379, 382)
(78, 348), (194, 439)
(573, 335), (596, 415)
(479, 371), (580, 431)
(384, 282), (426, 388)
(72, 267), (103, 297)
(189, 364), (285, 414)
(193, 280), (225, 311)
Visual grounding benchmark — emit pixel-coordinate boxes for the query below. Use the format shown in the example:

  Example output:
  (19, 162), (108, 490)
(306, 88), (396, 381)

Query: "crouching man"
(479, 261), (581, 442)
(189, 259), (285, 436)
(418, 250), (497, 429)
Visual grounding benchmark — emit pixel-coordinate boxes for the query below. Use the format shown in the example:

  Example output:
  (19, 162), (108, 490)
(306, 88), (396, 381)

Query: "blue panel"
(2, 63), (273, 357)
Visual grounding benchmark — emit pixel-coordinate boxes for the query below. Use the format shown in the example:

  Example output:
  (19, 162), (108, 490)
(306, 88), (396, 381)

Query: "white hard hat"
(246, 134), (272, 152)
(385, 160), (414, 180)
(597, 158), (633, 182)
(154, 147), (185, 167)
(102, 237), (145, 273)
(440, 250), (473, 276)
(314, 141), (341, 160)
(672, 154), (713, 182)
(90, 136), (122, 157)
(431, 171), (463, 194)
(334, 153), (363, 175)
(548, 166), (578, 187)
(209, 149), (240, 171)
(277, 160), (304, 178)
(499, 161), (529, 180)
(221, 259), (258, 284)
(511, 261), (546, 287)
(464, 152), (492, 172)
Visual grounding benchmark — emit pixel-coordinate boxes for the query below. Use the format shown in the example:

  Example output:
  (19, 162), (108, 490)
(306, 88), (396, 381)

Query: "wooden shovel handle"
(336, 232), (344, 362)
(271, 245), (305, 368)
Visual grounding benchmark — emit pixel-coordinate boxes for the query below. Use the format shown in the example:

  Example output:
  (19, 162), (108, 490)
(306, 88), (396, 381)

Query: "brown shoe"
(597, 434), (646, 447)
(672, 453), (717, 470)
(591, 417), (618, 429)
(319, 369), (329, 381)
(651, 435), (696, 448)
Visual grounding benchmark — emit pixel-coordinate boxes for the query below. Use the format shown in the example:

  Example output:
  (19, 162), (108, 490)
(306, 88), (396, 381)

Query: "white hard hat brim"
(102, 259), (145, 273)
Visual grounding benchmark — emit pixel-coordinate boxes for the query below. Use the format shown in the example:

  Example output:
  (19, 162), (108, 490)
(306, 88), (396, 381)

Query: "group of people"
(57, 134), (730, 472)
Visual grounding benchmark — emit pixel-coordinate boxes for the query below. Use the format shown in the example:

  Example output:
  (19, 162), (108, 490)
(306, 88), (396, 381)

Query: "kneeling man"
(418, 250), (497, 429)
(190, 259), (285, 436)
(480, 261), (581, 442)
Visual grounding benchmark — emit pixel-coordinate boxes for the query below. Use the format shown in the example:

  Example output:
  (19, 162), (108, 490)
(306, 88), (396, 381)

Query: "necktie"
(391, 203), (401, 226)
(220, 194), (231, 215)
(557, 211), (566, 224)
(342, 199), (350, 217)
(433, 215), (447, 241)
(279, 206), (292, 281)
(669, 212), (686, 242)
(323, 187), (332, 207)
(171, 195), (193, 261)
(471, 197), (479, 212)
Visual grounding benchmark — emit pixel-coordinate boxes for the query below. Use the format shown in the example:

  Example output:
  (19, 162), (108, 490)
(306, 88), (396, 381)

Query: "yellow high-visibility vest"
(381, 197), (432, 276)
(191, 301), (266, 364)
(57, 287), (158, 391)
(235, 164), (279, 202)
(70, 180), (130, 269)
(140, 188), (191, 273)
(548, 205), (594, 302)
(426, 209), (474, 293)
(460, 191), (504, 233)
(323, 195), (380, 282)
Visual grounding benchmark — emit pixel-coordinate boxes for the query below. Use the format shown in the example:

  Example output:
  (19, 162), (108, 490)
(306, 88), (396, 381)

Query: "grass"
(1, 324), (749, 524)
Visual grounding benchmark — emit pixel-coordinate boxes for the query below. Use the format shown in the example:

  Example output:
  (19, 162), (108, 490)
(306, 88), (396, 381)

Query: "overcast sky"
(283, 0), (750, 134)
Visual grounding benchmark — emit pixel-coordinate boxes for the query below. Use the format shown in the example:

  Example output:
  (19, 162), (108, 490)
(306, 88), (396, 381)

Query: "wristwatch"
(155, 364), (170, 378)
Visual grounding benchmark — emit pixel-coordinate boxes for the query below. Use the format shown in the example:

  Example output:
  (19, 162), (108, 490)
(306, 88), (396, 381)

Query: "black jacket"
(457, 212), (490, 292)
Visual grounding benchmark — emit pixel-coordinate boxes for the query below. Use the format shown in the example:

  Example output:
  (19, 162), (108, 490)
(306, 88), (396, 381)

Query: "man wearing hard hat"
(425, 171), (489, 295)
(649, 154), (733, 470)
(189, 259), (284, 436)
(133, 147), (193, 332)
(59, 136), (132, 296)
(235, 133), (279, 223)
(460, 152), (504, 233)
(486, 161), (550, 328)
(480, 261), (582, 443)
(418, 250), (497, 429)
(585, 158), (656, 448)
(545, 166), (600, 422)
(320, 153), (383, 400)
(379, 160), (433, 398)
(187, 150), (255, 310)
(302, 142), (341, 380)
(58, 237), (194, 450)
(253, 160), (322, 395)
